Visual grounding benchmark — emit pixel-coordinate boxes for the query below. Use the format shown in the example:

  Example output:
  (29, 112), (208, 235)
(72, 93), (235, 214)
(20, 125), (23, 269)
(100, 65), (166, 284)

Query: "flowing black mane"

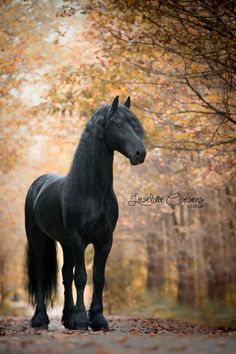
(69, 103), (145, 176)
(68, 105), (112, 187)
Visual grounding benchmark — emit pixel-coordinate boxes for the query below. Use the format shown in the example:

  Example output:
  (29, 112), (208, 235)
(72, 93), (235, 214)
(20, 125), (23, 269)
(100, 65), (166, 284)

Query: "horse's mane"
(83, 104), (145, 140)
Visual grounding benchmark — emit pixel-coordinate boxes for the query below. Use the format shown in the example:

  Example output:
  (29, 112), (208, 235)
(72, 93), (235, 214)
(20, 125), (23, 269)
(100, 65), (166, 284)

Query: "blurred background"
(0, 0), (236, 327)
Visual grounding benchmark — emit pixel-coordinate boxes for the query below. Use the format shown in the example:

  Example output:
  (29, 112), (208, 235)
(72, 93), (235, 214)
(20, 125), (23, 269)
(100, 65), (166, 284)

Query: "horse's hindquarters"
(29, 174), (70, 244)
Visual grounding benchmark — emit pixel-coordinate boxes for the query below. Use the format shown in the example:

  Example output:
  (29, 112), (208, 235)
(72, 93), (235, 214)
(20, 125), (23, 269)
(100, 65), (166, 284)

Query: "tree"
(77, 0), (236, 151)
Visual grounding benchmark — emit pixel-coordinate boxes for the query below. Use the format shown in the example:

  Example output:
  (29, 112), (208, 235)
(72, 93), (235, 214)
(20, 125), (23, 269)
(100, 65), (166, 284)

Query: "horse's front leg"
(89, 237), (113, 331)
(69, 235), (89, 330)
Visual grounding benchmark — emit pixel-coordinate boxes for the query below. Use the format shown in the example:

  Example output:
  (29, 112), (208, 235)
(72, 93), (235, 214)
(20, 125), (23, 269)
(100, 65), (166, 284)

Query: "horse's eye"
(115, 122), (122, 127)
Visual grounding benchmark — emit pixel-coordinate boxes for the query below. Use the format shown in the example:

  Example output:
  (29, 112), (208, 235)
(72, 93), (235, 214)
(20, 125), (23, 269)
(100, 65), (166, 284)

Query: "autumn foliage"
(0, 0), (236, 326)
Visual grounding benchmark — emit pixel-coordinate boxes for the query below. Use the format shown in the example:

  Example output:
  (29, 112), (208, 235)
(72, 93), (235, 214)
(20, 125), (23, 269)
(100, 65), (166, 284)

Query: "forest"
(0, 0), (236, 327)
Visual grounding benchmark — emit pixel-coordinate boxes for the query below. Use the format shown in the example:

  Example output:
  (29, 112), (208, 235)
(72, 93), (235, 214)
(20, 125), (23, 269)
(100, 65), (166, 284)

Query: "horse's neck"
(67, 132), (114, 197)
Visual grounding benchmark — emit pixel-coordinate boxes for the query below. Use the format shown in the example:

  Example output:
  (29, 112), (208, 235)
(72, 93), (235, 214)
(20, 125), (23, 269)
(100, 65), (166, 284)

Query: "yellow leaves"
(0, 29), (8, 47)
(142, 116), (156, 138)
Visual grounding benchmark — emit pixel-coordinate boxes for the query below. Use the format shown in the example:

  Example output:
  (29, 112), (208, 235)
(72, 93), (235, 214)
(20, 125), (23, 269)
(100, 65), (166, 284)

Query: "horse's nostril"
(136, 150), (141, 156)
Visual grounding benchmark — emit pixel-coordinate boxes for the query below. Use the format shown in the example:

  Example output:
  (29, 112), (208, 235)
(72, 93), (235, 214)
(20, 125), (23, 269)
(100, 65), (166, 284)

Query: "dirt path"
(0, 316), (236, 354)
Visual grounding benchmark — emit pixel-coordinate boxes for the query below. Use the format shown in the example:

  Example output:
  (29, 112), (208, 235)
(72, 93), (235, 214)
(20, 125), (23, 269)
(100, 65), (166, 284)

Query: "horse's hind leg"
(61, 244), (75, 329)
(25, 213), (57, 329)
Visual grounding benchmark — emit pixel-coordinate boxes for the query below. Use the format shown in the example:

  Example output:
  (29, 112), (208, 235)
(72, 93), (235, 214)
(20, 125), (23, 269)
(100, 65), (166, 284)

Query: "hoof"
(31, 311), (49, 330)
(62, 307), (74, 329)
(89, 313), (109, 332)
(63, 308), (89, 330)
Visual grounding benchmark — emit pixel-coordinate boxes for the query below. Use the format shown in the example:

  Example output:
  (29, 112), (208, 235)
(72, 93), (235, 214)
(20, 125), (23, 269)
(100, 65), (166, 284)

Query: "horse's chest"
(64, 196), (118, 240)
(81, 209), (110, 239)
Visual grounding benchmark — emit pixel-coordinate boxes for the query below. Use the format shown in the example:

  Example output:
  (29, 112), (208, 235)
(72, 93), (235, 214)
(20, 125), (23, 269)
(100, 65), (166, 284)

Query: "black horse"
(25, 96), (146, 331)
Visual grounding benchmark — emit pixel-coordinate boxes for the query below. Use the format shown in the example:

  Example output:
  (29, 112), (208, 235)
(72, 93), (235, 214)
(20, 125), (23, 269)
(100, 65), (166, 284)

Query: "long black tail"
(25, 238), (58, 307)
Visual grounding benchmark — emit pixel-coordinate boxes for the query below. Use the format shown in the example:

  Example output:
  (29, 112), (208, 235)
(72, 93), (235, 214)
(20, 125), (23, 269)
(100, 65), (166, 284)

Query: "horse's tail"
(25, 238), (58, 307)
(24, 183), (58, 308)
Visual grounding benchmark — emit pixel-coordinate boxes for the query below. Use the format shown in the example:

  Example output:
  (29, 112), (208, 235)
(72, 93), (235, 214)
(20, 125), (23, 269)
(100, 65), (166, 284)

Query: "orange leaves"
(0, 55), (17, 75)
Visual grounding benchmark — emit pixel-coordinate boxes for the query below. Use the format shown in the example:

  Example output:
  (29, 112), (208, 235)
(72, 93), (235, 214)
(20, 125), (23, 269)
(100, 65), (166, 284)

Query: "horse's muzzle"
(129, 149), (146, 165)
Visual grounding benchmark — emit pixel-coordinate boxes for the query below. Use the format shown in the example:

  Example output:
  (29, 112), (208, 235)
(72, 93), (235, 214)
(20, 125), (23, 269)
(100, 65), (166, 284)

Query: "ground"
(0, 316), (236, 354)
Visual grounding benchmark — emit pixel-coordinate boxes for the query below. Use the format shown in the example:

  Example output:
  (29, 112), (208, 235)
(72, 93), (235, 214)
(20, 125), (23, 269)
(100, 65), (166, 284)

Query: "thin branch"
(206, 122), (224, 147)
(185, 77), (236, 125)
(153, 137), (236, 152)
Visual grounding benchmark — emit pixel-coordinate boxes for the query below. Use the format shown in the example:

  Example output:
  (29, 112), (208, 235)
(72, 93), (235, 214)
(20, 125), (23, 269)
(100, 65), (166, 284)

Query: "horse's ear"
(124, 96), (131, 109)
(111, 96), (119, 112)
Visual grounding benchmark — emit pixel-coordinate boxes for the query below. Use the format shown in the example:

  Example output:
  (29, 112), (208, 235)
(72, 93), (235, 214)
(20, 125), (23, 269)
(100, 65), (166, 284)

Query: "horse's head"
(104, 96), (146, 165)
